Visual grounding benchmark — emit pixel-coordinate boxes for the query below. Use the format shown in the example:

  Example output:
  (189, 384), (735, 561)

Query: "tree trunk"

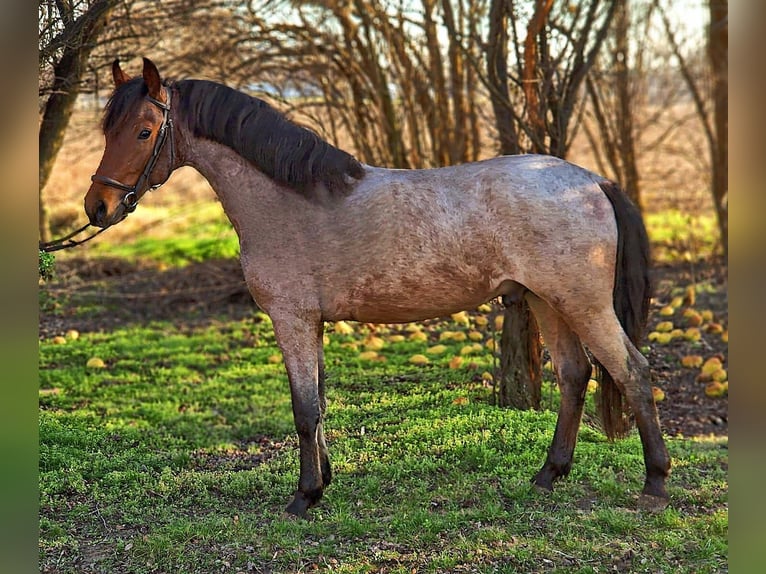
(486, 0), (519, 155)
(38, 0), (116, 242)
(614, 0), (641, 208)
(497, 300), (542, 410)
(709, 0), (728, 256)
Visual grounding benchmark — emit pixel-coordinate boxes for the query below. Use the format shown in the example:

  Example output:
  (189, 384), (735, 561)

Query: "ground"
(39, 254), (728, 438)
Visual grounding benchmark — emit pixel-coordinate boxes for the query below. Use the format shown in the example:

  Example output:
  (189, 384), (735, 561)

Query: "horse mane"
(175, 79), (365, 195)
(102, 77), (366, 195)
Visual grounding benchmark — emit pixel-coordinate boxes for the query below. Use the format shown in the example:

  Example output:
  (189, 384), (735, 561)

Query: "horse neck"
(180, 134), (321, 236)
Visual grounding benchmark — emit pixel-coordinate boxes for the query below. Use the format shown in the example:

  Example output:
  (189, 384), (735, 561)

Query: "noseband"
(90, 89), (175, 212)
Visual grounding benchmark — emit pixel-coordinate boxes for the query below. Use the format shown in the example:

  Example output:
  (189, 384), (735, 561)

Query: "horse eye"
(138, 128), (152, 140)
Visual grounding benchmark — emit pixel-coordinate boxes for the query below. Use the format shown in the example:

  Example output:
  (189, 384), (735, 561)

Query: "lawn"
(39, 306), (727, 573)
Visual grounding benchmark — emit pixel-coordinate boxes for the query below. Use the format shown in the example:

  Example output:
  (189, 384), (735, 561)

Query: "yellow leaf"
(387, 334), (406, 343)
(267, 354), (282, 364)
(494, 315), (504, 330)
(670, 295), (684, 309)
(452, 396), (469, 406)
(358, 351), (380, 361)
(448, 356), (463, 369)
(485, 339), (497, 352)
(481, 371), (494, 382)
(647, 331), (661, 342)
(439, 331), (457, 341)
(65, 329), (79, 340)
(587, 379), (599, 393)
(474, 316), (489, 327)
(409, 331), (428, 342)
(451, 331), (467, 342)
(721, 330), (728, 344)
(477, 303), (492, 313)
(468, 330), (484, 341)
(651, 386), (665, 402)
(670, 328), (685, 339)
(659, 306), (675, 316)
(409, 354), (430, 365)
(52, 336), (67, 345)
(700, 309), (714, 322)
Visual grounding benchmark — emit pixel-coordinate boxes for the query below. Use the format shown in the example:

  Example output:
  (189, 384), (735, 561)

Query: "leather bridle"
(90, 88), (175, 213)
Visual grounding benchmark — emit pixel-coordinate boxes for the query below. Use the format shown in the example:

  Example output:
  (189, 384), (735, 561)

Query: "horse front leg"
(271, 311), (328, 518)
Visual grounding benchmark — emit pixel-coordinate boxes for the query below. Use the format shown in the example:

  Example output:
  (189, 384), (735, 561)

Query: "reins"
(39, 223), (108, 252)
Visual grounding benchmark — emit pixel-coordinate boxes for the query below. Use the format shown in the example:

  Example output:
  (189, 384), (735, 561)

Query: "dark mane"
(176, 79), (365, 194)
(102, 77), (366, 195)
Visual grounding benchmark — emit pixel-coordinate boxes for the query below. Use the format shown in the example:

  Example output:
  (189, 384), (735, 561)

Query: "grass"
(39, 310), (728, 573)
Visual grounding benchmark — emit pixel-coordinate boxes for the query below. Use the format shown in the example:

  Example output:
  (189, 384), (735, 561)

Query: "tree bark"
(709, 0), (728, 256)
(497, 300), (542, 409)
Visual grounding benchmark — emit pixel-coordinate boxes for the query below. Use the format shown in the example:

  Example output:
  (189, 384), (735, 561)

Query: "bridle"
(90, 87), (175, 213)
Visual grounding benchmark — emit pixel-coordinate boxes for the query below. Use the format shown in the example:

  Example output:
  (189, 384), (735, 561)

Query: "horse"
(83, 57), (670, 518)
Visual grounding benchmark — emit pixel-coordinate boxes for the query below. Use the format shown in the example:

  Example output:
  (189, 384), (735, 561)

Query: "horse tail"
(594, 180), (652, 440)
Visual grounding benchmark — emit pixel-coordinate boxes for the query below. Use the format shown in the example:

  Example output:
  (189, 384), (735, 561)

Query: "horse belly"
(323, 264), (510, 324)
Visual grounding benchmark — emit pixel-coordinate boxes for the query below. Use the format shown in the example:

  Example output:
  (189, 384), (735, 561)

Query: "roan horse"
(84, 58), (670, 518)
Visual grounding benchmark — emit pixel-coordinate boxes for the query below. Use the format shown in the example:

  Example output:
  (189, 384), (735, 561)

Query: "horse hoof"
(532, 482), (553, 495)
(637, 493), (669, 513)
(284, 490), (318, 519)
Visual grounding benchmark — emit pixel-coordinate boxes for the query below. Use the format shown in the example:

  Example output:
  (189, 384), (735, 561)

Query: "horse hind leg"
(526, 294), (593, 491)
(567, 308), (671, 509)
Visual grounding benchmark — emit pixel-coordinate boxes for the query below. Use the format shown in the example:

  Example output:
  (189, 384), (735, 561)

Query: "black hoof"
(284, 489), (322, 519)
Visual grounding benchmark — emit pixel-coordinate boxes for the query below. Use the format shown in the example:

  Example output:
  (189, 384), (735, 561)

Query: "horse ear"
(142, 57), (163, 100)
(112, 59), (131, 87)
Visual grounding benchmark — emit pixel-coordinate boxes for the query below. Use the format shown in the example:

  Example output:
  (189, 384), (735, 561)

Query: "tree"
(39, 0), (120, 242)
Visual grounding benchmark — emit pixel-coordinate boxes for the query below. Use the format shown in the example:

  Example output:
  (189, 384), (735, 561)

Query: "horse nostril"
(95, 200), (107, 226)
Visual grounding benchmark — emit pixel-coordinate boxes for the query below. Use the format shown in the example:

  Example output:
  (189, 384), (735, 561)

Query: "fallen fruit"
(86, 357), (105, 369)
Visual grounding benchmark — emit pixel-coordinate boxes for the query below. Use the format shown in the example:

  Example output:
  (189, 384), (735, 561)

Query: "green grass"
(645, 209), (721, 262)
(39, 313), (728, 573)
